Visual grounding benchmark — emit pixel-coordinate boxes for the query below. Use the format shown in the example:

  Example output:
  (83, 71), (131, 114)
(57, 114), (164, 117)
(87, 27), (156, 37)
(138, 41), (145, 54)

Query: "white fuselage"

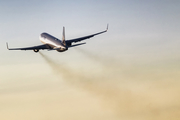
(39, 33), (68, 52)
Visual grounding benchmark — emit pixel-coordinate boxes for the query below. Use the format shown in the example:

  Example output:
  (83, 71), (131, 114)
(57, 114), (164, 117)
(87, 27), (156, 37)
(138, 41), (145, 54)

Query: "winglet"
(62, 26), (66, 46)
(6, 42), (9, 50)
(106, 24), (109, 31)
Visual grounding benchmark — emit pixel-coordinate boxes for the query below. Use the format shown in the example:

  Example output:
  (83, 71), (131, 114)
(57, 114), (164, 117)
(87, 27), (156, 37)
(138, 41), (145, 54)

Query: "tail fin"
(62, 27), (66, 46)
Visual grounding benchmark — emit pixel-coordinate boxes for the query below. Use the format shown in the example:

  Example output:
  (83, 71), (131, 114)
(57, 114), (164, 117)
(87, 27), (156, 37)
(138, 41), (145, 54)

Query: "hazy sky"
(0, 1), (180, 120)
(1, 0), (180, 63)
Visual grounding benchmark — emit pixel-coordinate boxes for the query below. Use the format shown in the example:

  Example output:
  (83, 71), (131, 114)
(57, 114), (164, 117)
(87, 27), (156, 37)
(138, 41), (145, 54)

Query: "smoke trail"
(39, 52), (87, 84)
(74, 47), (123, 81)
(39, 52), (180, 120)
(39, 52), (138, 117)
(74, 47), (120, 68)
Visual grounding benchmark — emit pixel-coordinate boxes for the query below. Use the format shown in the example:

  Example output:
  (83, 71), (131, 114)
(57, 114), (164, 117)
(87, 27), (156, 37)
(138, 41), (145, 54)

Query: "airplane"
(6, 25), (108, 53)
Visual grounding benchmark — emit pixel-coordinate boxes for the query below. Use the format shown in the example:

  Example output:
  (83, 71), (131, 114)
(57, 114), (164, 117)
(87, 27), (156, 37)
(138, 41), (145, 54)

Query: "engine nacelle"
(56, 47), (68, 52)
(33, 49), (39, 53)
(66, 43), (72, 46)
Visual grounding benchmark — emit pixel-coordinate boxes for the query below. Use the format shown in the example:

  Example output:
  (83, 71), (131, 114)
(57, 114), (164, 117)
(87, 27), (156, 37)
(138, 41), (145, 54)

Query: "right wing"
(66, 24), (108, 46)
(6, 43), (51, 50)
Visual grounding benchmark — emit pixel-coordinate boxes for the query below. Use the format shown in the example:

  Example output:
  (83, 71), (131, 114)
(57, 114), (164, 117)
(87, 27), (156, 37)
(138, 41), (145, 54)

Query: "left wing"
(6, 43), (51, 50)
(66, 25), (108, 46)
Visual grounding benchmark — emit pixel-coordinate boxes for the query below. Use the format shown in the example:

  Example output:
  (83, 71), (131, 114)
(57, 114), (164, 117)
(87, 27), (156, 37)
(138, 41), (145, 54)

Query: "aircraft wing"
(6, 43), (51, 50)
(65, 25), (108, 46)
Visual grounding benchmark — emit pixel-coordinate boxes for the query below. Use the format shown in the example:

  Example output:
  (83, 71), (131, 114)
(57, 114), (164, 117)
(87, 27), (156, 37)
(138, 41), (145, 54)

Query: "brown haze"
(39, 51), (180, 120)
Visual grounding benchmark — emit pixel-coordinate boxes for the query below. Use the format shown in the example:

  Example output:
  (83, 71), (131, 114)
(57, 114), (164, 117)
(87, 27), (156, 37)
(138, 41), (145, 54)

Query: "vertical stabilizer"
(62, 27), (66, 45)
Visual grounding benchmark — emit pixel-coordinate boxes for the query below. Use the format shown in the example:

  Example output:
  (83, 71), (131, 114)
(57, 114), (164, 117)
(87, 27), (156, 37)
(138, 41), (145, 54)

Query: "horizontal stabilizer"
(68, 43), (86, 48)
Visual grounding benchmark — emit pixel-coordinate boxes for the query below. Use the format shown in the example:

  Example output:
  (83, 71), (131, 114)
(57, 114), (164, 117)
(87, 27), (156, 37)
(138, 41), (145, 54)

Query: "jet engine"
(33, 49), (39, 52)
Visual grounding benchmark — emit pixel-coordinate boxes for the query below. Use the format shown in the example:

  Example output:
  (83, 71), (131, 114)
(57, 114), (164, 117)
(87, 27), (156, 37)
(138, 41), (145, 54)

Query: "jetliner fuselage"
(40, 33), (68, 52)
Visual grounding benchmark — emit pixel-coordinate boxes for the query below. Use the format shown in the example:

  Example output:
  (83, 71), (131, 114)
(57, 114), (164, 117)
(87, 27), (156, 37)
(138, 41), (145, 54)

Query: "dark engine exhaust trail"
(74, 47), (123, 80)
(75, 47), (108, 66)
(39, 52), (86, 84)
(38, 51), (180, 120)
(74, 47), (122, 69)
(38, 52), (146, 118)
(39, 52), (68, 76)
